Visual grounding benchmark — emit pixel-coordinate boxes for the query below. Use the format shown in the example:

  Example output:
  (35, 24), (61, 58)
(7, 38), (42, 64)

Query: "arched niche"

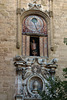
(18, 9), (50, 57)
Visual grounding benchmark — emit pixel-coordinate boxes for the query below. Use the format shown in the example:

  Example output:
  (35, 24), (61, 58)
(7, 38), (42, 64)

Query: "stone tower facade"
(0, 0), (67, 100)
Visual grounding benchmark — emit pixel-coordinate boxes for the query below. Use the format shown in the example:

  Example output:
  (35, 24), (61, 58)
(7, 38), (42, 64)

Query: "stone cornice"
(13, 56), (58, 74)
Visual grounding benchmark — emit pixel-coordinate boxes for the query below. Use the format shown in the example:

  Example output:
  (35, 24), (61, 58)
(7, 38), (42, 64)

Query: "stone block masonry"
(0, 0), (67, 100)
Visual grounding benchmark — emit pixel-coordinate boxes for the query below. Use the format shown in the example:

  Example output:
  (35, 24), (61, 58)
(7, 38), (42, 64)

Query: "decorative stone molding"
(28, 3), (41, 10)
(21, 8), (26, 13)
(44, 10), (50, 17)
(28, 0), (41, 10)
(49, 0), (54, 50)
(16, 0), (54, 56)
(18, 9), (50, 55)
(14, 56), (58, 68)
(14, 56), (58, 100)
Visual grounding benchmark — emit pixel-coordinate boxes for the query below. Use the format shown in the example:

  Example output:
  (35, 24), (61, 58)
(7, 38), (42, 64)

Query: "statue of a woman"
(31, 39), (38, 56)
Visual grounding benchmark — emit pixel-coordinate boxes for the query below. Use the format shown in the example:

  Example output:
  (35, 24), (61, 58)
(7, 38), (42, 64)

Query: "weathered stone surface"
(0, 0), (67, 100)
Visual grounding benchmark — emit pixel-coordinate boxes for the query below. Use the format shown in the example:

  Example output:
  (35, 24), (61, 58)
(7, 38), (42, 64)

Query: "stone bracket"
(16, 8), (21, 14)
(50, 46), (54, 51)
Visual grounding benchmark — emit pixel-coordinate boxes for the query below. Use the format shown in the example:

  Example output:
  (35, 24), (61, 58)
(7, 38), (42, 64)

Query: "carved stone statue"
(31, 39), (38, 56)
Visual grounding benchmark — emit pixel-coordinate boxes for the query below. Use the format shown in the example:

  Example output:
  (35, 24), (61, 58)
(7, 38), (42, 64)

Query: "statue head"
(32, 39), (35, 43)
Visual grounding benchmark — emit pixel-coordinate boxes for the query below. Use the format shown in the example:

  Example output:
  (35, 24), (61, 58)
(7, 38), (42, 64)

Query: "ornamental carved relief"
(14, 56), (58, 100)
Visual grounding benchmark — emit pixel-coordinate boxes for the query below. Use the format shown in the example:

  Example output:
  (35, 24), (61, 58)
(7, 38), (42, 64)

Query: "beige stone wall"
(53, 0), (67, 79)
(0, 0), (67, 100)
(0, 0), (17, 100)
